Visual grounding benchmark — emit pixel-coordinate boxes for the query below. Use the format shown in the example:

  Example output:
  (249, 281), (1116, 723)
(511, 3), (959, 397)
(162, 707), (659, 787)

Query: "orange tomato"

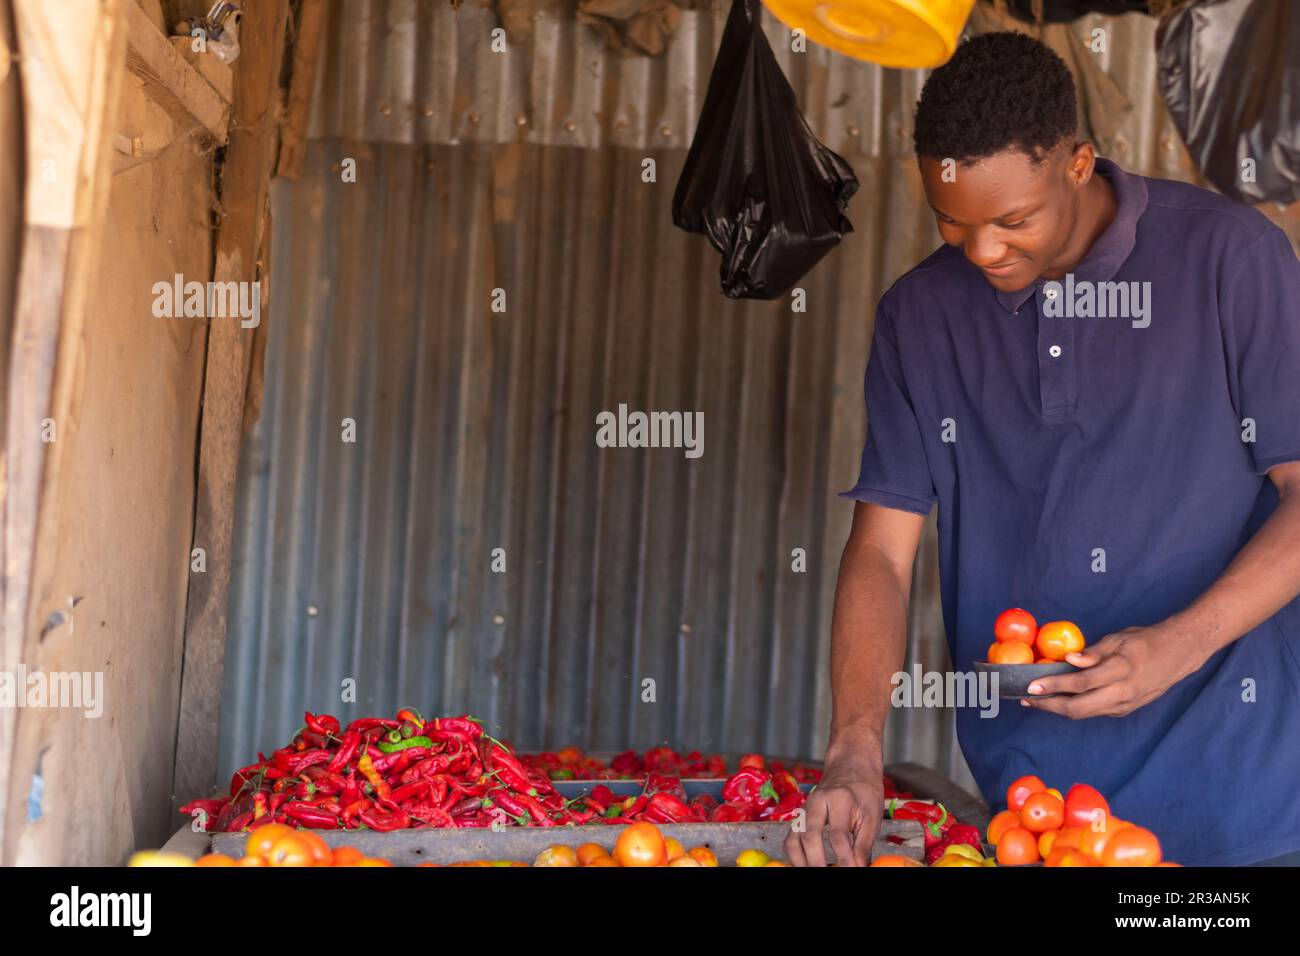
(534, 845), (580, 867)
(687, 846), (718, 867)
(331, 846), (365, 867)
(1100, 826), (1162, 867)
(995, 827), (1040, 866)
(664, 838), (686, 862)
(763, 860), (792, 867)
(237, 855), (267, 867)
(585, 855), (620, 867)
(246, 823), (296, 859)
(1063, 783), (1111, 829)
(296, 830), (333, 866)
(613, 822), (667, 867)
(988, 641), (1035, 664)
(870, 854), (924, 867)
(557, 746), (583, 765)
(195, 853), (237, 867)
(994, 608), (1038, 644)
(576, 842), (609, 866)
(1052, 826), (1086, 851)
(1036, 621), (1085, 661)
(987, 810), (1022, 846)
(1077, 821), (1120, 862)
(1020, 791), (1065, 834)
(356, 857), (394, 867)
(1006, 775), (1047, 812)
(1045, 847), (1097, 867)
(668, 857), (702, 867)
(266, 834), (317, 867)
(1038, 829), (1060, 859)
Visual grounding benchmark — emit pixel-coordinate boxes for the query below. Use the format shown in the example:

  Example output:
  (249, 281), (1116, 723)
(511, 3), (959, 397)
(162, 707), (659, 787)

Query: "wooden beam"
(276, 0), (328, 180)
(171, 0), (292, 816)
(124, 0), (229, 144)
(169, 36), (233, 106)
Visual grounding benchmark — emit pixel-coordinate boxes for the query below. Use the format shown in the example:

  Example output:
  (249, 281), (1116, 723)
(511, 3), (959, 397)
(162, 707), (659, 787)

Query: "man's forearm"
(1170, 479), (1300, 662)
(824, 541), (911, 772)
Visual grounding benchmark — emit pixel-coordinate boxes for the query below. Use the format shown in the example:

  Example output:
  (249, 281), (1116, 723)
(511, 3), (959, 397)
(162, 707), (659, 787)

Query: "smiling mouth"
(981, 260), (1022, 275)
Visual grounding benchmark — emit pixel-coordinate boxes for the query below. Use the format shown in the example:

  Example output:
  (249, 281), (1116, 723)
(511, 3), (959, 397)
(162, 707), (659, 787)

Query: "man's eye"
(1002, 219), (1027, 229)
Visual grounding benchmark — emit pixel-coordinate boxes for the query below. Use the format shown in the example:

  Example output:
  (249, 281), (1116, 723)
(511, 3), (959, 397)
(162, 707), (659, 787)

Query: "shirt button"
(1049, 345), (1063, 358)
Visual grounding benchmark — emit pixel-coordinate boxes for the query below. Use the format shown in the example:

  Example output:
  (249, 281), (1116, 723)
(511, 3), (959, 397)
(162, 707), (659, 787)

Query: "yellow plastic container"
(761, 0), (977, 68)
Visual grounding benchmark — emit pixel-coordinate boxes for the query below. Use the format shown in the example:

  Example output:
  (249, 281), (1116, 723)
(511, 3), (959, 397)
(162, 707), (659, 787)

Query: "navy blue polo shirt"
(845, 158), (1300, 866)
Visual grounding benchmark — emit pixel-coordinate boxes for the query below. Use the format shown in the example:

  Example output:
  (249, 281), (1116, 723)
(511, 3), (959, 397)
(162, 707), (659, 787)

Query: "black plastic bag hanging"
(671, 0), (858, 300)
(1157, 0), (1300, 205)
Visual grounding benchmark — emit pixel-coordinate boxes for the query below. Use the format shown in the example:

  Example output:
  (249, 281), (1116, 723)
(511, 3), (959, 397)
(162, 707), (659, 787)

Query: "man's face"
(918, 147), (1083, 292)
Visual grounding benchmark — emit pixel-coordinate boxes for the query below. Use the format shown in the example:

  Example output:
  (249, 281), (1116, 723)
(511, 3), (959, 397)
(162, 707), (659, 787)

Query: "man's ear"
(1067, 142), (1096, 187)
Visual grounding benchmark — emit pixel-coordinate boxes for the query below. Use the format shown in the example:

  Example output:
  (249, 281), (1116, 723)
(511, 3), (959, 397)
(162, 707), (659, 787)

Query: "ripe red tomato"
(996, 828), (1040, 866)
(1006, 775), (1047, 813)
(738, 753), (766, 770)
(1063, 783), (1111, 829)
(1036, 621), (1085, 660)
(1100, 826), (1162, 867)
(1019, 791), (1065, 833)
(994, 608), (1038, 644)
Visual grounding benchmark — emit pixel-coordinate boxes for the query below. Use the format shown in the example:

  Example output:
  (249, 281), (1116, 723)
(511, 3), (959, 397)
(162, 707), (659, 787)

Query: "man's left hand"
(1019, 624), (1210, 719)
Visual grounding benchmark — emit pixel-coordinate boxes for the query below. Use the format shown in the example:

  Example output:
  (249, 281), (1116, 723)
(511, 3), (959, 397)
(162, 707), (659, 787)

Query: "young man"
(787, 31), (1300, 867)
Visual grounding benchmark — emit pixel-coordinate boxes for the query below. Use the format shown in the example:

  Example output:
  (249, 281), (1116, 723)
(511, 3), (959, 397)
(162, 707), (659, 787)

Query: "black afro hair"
(913, 32), (1078, 164)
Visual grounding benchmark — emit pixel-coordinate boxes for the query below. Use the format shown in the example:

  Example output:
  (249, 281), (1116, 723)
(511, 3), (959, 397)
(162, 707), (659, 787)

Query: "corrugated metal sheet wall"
(218, 0), (1208, 791)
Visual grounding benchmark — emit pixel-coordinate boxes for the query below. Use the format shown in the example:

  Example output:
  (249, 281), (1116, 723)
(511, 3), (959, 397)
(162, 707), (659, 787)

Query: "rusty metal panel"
(219, 5), (1234, 798)
(307, 0), (905, 156)
(218, 139), (944, 783)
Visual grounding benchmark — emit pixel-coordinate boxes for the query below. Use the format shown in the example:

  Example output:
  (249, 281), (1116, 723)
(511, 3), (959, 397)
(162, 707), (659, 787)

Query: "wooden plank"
(1, 0), (130, 862)
(124, 0), (229, 144)
(212, 818), (927, 866)
(171, 0), (292, 819)
(159, 823), (211, 860)
(169, 36), (233, 105)
(276, 0), (328, 180)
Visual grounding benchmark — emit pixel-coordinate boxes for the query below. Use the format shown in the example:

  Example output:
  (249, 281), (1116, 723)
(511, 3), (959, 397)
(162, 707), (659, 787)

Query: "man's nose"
(964, 230), (1009, 268)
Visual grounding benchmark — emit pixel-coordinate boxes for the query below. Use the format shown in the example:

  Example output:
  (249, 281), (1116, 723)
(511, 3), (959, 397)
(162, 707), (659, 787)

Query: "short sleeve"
(1220, 227), (1300, 475)
(840, 301), (937, 515)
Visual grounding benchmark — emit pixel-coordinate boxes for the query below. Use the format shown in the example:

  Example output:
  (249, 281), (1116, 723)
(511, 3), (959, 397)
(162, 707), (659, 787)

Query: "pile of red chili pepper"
(563, 766), (807, 824)
(885, 798), (983, 863)
(182, 710), (602, 832)
(524, 746), (823, 783)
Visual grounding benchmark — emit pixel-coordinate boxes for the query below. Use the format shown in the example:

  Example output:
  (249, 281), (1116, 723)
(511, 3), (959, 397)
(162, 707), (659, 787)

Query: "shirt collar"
(994, 157), (1149, 314)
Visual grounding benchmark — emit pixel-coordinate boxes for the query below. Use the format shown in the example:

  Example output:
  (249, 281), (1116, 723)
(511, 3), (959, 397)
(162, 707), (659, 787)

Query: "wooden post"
(276, 0), (328, 180)
(1, 0), (130, 862)
(170, 0), (292, 817)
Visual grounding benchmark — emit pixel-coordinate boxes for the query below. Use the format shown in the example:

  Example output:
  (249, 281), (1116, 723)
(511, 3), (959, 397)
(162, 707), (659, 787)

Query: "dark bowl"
(975, 660), (1078, 699)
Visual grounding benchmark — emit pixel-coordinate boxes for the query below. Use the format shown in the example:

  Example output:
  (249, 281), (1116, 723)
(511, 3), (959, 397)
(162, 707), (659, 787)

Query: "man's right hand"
(784, 759), (883, 867)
